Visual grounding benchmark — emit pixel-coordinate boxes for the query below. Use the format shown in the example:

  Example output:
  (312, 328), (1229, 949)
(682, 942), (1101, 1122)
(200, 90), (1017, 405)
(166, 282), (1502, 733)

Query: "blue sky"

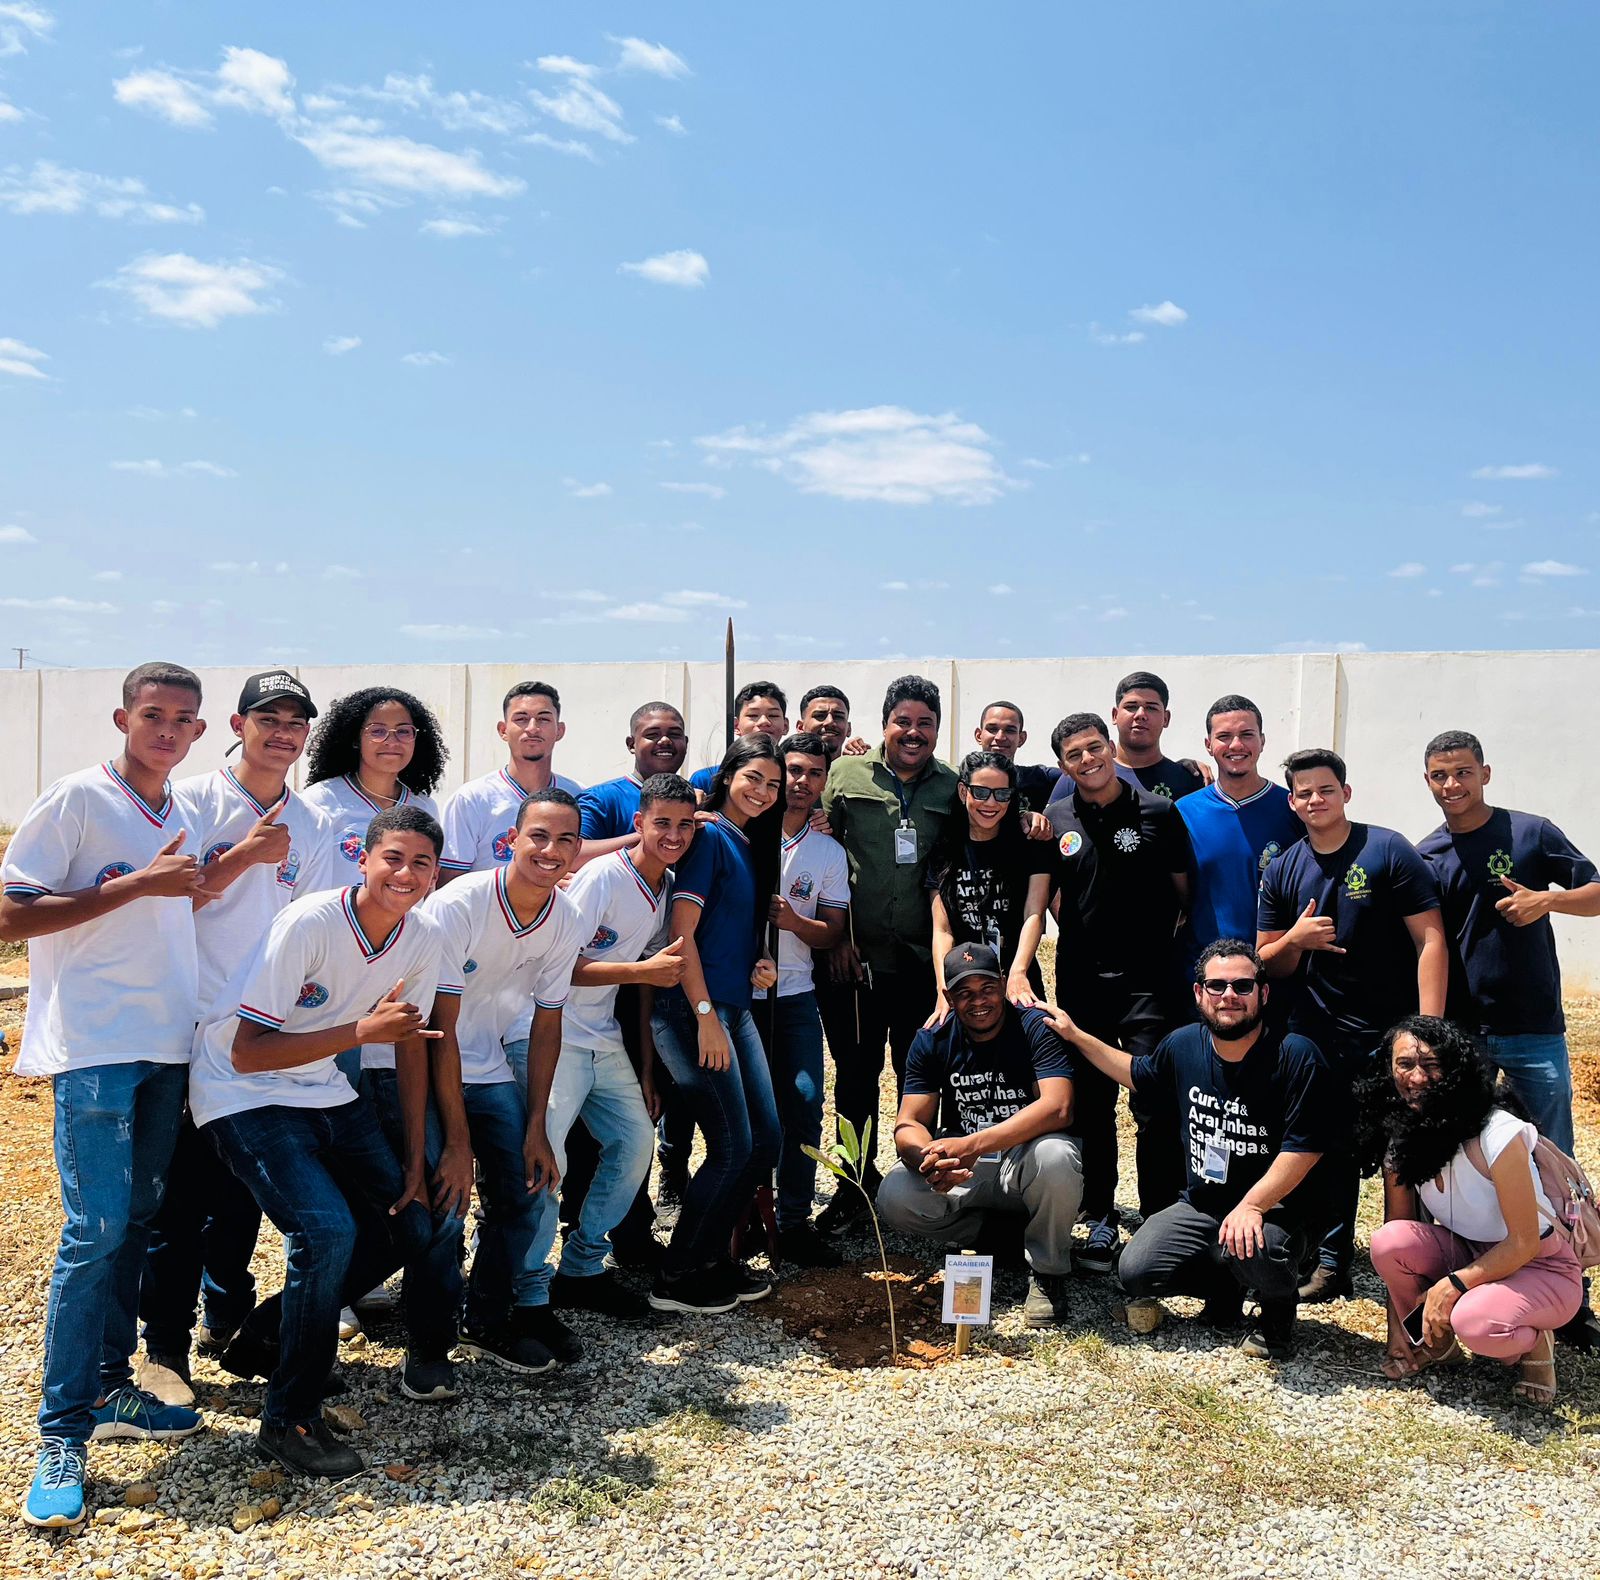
(1, 3), (1596, 670)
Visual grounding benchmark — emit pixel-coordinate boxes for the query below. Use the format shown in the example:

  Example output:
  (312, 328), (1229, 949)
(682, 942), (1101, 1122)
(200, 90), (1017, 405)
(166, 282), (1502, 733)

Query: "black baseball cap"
(236, 670), (317, 718)
(943, 941), (1002, 989)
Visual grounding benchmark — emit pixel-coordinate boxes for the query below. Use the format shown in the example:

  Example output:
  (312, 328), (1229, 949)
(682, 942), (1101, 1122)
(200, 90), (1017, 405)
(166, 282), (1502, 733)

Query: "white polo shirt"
(2, 762), (200, 1076)
(178, 768), (337, 1011)
(439, 766), (583, 875)
(302, 775), (440, 878)
(562, 850), (673, 1054)
(423, 866), (586, 1083)
(755, 823), (850, 1001)
(188, 885), (442, 1127)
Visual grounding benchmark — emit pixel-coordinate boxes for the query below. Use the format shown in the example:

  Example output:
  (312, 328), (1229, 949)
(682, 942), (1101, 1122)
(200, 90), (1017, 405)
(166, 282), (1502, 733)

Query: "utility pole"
(12, 648), (24, 670)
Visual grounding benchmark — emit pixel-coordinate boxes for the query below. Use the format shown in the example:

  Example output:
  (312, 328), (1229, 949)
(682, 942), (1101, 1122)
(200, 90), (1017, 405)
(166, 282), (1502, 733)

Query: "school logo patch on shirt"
(1258, 841), (1282, 873)
(463, 959), (479, 975)
(276, 850), (300, 889)
(1487, 849), (1514, 881)
(1059, 830), (1084, 858)
(1152, 783), (1175, 800)
(203, 841), (234, 866)
(789, 871), (816, 901)
(1113, 827), (1142, 853)
(95, 861), (135, 884)
(492, 828), (516, 862)
(1345, 863), (1369, 896)
(339, 829), (364, 863)
(587, 924), (619, 951)
(297, 981), (329, 1008)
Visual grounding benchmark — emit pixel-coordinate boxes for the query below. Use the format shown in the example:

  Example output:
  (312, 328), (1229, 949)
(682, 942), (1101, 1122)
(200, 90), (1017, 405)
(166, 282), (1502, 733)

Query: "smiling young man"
(192, 807), (451, 1477)
(688, 682), (789, 796)
(974, 700), (1063, 814)
(1046, 712), (1194, 1271)
(1257, 748), (1446, 1302)
(817, 676), (958, 1231)
(138, 672), (335, 1410)
(573, 701), (689, 866)
(425, 788), (589, 1375)
(3, 663), (209, 1528)
(877, 943), (1082, 1328)
(1047, 941), (1336, 1360)
(439, 683), (581, 884)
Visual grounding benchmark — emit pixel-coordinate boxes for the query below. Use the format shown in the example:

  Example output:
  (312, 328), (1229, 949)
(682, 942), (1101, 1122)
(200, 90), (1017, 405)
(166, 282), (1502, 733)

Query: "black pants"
(1118, 1199), (1304, 1307)
(1309, 1037), (1376, 1278)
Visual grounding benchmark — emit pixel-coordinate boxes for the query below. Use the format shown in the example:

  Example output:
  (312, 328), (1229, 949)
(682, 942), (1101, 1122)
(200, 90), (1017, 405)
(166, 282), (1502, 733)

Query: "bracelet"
(1446, 1272), (1469, 1296)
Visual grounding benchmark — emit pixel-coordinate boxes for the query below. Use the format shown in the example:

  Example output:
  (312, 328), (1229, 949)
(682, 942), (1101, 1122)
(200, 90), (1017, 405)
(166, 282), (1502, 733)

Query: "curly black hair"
(1353, 1014), (1521, 1187)
(304, 686), (450, 797)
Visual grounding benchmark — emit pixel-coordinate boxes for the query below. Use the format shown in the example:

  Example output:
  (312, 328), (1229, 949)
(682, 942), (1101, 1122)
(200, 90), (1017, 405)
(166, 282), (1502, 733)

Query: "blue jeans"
(450, 1078), (542, 1327)
(40, 1060), (187, 1444)
(757, 993), (825, 1231)
(1488, 1033), (1575, 1156)
(648, 999), (781, 1273)
(140, 1114), (262, 1357)
(208, 1097), (438, 1427)
(510, 1039), (654, 1302)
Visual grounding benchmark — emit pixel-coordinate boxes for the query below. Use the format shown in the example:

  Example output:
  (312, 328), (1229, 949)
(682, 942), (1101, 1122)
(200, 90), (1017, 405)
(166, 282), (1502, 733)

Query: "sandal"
(1513, 1330), (1556, 1408)
(1381, 1336), (1465, 1381)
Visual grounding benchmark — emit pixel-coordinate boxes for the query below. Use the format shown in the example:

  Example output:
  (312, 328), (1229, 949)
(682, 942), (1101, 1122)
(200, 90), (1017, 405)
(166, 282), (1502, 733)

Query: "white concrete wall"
(7, 651), (1597, 989)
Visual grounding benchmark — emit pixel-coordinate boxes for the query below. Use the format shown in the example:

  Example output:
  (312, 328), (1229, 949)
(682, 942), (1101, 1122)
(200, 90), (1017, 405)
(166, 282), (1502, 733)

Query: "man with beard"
(1044, 940), (1336, 1360)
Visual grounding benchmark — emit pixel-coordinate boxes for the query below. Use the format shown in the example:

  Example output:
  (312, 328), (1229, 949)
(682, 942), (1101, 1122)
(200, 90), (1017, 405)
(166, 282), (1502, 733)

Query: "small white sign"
(942, 1254), (994, 1326)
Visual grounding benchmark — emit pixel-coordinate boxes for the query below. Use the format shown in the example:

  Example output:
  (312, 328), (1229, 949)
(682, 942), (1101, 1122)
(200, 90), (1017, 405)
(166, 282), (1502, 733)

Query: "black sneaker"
(648, 1266), (739, 1315)
(458, 1318), (556, 1376)
(400, 1354), (459, 1402)
(1199, 1287), (1246, 1329)
(815, 1180), (875, 1238)
(513, 1304), (583, 1365)
(721, 1259), (773, 1303)
(609, 1233), (665, 1272)
(257, 1418), (364, 1479)
(777, 1222), (843, 1269)
(1238, 1299), (1296, 1360)
(549, 1270), (649, 1319)
(1075, 1216), (1120, 1275)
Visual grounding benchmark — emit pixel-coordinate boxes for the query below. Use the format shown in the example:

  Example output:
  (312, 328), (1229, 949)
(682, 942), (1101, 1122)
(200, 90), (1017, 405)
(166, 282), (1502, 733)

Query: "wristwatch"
(695, 999), (712, 1017)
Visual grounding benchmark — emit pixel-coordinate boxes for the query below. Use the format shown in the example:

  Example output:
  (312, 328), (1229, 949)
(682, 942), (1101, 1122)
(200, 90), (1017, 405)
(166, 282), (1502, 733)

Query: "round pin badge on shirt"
(1059, 830), (1083, 857)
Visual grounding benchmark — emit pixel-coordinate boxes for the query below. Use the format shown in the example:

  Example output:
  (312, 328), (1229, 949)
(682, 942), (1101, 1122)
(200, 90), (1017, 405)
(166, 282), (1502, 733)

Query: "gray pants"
(875, 1134), (1084, 1276)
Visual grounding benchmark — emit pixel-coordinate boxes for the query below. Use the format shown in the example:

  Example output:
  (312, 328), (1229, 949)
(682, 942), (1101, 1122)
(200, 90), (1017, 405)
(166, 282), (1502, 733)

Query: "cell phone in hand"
(1401, 1301), (1427, 1347)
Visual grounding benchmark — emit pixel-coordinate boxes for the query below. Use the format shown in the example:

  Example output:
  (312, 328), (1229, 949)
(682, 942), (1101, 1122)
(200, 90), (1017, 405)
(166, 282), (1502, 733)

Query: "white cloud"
(1388, 561), (1427, 578)
(102, 252), (282, 328)
(660, 481), (726, 500)
(128, 405), (198, 420)
(988, 582), (1015, 596)
(180, 459), (235, 477)
(1022, 453), (1090, 470)
(604, 601), (692, 623)
(530, 75), (632, 145)
(620, 249), (708, 288)
(0, 3), (52, 58)
(542, 588), (612, 604)
(564, 479), (612, 498)
(322, 334), (361, 355)
(1471, 463), (1557, 480)
(613, 37), (691, 78)
(114, 68), (214, 129)
(524, 132), (598, 162)
(1522, 559), (1586, 578)
(662, 589), (746, 609)
(0, 160), (203, 223)
(1274, 640), (1369, 654)
(400, 350), (449, 366)
(340, 72), (524, 136)
(535, 55), (597, 80)
(93, 568), (122, 580)
(0, 595), (117, 614)
(0, 523), (36, 543)
(213, 46), (296, 118)
(112, 458), (236, 479)
(1461, 501), (1501, 519)
(697, 405), (1018, 506)
(1099, 606), (1129, 621)
(656, 114), (687, 136)
(296, 124), (524, 198)
(0, 95), (27, 122)
(1090, 324), (1145, 346)
(322, 564), (361, 580)
(208, 559), (287, 574)
(1129, 300), (1188, 327)
(0, 335), (48, 379)
(881, 580), (909, 592)
(420, 215), (497, 238)
(399, 623), (502, 640)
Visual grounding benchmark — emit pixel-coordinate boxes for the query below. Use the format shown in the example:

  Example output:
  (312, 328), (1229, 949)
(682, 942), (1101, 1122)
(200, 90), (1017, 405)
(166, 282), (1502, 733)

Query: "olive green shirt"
(823, 745), (960, 974)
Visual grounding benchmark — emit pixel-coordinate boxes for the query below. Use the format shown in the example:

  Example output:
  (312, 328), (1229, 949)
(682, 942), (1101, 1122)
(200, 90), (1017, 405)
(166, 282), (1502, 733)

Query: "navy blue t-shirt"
(903, 1003), (1074, 1136)
(577, 774), (643, 841)
(1257, 822), (1439, 1055)
(1131, 1023), (1335, 1218)
(1178, 782), (1304, 953)
(1419, 807), (1597, 1037)
(1116, 757), (1205, 802)
(660, 813), (759, 1010)
(1014, 762), (1063, 814)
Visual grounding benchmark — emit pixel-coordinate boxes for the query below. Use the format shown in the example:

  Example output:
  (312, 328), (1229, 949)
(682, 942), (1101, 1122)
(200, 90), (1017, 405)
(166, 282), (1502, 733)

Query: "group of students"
(4, 662), (1596, 1532)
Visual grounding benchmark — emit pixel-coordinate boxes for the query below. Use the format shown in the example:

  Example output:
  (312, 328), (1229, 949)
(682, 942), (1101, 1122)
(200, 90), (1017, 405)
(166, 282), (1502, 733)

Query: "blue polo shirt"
(1178, 782), (1304, 951)
(659, 813), (759, 1010)
(1419, 807), (1597, 1037)
(577, 774), (644, 841)
(689, 765), (718, 797)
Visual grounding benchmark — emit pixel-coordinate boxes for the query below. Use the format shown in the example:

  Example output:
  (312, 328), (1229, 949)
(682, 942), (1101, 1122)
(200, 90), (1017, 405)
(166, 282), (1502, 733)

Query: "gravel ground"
(1, 987), (1598, 1580)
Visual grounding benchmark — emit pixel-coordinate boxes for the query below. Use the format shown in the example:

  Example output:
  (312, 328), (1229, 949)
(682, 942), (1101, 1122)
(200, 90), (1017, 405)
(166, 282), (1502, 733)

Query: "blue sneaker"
(1077, 1216), (1121, 1275)
(90, 1384), (203, 1442)
(22, 1440), (87, 1528)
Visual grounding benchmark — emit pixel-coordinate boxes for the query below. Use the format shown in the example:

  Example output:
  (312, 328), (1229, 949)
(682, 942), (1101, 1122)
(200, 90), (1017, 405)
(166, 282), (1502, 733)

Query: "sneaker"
(1239, 1299), (1296, 1360)
(549, 1270), (650, 1319)
(352, 1283), (397, 1316)
(777, 1222), (843, 1269)
(257, 1417), (364, 1479)
(194, 1322), (236, 1357)
(514, 1304), (583, 1364)
(337, 1306), (363, 1341)
(723, 1260), (773, 1303)
(815, 1180), (876, 1238)
(90, 1384), (204, 1442)
(648, 1265), (740, 1316)
(135, 1351), (195, 1409)
(1123, 1296), (1165, 1336)
(219, 1329), (279, 1382)
(656, 1171), (689, 1212)
(458, 1318), (556, 1376)
(1198, 1288), (1246, 1329)
(1076, 1216), (1120, 1275)
(1296, 1266), (1353, 1304)
(1022, 1272), (1071, 1328)
(22, 1440), (87, 1529)
(608, 1233), (665, 1272)
(400, 1355), (459, 1402)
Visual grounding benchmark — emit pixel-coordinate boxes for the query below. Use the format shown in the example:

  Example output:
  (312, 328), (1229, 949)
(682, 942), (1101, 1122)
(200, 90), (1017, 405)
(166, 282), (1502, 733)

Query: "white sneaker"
(338, 1306), (363, 1341)
(352, 1283), (397, 1316)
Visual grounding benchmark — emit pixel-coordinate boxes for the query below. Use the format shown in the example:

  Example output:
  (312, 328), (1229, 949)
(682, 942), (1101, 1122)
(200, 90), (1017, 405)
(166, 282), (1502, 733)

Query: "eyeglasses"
(964, 784), (1014, 804)
(363, 724), (417, 743)
(1201, 977), (1262, 996)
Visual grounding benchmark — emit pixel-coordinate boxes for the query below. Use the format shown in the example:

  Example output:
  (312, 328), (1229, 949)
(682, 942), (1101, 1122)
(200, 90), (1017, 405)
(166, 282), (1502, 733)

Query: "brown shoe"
(1296, 1266), (1353, 1303)
(135, 1352), (195, 1409)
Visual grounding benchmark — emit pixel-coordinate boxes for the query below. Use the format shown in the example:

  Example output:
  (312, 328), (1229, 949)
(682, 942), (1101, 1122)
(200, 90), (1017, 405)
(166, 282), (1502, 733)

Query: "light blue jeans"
(40, 1061), (187, 1443)
(506, 1039), (654, 1303)
(1488, 1033), (1575, 1156)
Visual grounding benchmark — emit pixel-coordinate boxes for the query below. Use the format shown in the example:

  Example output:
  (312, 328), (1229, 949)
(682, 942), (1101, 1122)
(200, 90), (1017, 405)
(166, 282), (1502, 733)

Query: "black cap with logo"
(236, 671), (317, 718)
(943, 941), (1003, 989)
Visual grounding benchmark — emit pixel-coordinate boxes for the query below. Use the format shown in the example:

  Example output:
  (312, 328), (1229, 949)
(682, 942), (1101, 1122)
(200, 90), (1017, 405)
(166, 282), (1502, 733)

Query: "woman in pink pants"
(1359, 1016), (1582, 1406)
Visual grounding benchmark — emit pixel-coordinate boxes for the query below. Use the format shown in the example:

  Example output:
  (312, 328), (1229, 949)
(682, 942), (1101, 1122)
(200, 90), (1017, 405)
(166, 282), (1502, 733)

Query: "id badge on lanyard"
(1201, 1135), (1230, 1184)
(894, 820), (918, 865)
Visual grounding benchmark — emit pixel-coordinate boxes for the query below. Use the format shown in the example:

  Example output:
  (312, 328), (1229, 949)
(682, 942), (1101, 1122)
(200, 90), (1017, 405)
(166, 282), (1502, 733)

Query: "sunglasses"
(1201, 977), (1262, 996)
(363, 724), (417, 743)
(964, 784), (1013, 804)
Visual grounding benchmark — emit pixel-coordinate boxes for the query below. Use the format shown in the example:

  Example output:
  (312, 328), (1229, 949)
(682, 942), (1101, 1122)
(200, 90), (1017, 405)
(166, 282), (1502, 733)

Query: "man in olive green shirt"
(817, 675), (959, 1232)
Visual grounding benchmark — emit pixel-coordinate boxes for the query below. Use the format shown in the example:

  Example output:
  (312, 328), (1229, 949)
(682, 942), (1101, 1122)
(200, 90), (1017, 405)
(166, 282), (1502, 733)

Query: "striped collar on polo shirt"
(101, 760), (172, 827)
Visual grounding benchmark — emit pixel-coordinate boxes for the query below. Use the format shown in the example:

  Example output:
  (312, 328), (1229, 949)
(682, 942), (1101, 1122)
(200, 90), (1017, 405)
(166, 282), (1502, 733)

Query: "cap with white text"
(236, 670), (317, 718)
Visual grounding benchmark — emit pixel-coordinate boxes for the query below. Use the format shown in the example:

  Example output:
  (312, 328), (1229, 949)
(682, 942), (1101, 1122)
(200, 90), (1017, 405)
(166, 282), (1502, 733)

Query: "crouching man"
(1042, 939), (1336, 1360)
(876, 943), (1082, 1328)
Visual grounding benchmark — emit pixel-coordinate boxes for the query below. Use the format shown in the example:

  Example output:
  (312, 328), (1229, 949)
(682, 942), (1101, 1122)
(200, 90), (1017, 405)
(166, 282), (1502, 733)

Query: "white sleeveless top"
(1419, 1108), (1555, 1243)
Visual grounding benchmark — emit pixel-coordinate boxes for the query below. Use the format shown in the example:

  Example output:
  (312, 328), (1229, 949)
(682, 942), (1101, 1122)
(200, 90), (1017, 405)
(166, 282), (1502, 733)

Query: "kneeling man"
(877, 943), (1082, 1328)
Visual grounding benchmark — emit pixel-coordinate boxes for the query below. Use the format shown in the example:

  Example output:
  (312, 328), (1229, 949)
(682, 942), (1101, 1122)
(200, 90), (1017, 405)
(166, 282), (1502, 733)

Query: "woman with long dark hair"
(646, 734), (783, 1317)
(925, 750), (1052, 1025)
(1358, 1015), (1582, 1405)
